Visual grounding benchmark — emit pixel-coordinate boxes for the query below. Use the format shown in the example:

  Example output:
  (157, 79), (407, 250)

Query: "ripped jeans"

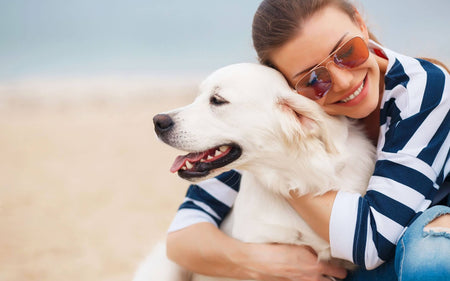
(345, 205), (450, 281)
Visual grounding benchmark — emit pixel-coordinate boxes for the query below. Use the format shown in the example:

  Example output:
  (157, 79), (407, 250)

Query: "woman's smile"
(334, 74), (368, 106)
(270, 5), (385, 119)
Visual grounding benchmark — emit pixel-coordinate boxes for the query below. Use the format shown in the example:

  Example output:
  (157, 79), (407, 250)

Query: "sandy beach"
(0, 79), (199, 281)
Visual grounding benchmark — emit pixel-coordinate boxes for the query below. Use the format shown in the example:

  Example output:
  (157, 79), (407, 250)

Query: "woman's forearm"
(288, 190), (338, 243)
(166, 221), (348, 280)
(166, 222), (253, 279)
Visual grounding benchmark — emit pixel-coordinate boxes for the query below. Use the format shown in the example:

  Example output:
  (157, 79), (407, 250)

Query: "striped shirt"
(168, 42), (450, 270)
(168, 170), (241, 232)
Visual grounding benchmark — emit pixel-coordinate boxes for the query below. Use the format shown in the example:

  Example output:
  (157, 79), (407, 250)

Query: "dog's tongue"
(170, 151), (207, 173)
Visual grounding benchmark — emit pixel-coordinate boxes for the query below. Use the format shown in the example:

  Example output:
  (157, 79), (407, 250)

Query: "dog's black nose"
(153, 114), (174, 134)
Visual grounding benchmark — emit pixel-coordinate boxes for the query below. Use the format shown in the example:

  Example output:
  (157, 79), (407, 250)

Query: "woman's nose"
(326, 62), (353, 93)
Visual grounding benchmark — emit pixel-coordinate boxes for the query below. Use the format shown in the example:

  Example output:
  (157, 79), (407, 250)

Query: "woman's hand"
(239, 242), (347, 281)
(167, 223), (347, 281)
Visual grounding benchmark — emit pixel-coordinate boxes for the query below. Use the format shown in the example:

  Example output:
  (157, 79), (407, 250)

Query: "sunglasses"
(294, 36), (369, 100)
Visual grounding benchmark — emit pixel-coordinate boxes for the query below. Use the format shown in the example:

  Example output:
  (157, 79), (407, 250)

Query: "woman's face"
(271, 6), (385, 119)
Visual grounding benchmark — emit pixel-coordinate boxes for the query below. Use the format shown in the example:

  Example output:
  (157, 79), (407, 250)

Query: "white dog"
(134, 63), (375, 281)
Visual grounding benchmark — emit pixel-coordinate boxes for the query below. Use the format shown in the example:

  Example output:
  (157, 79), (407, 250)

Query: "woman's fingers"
(319, 276), (337, 281)
(318, 261), (348, 280)
(242, 243), (349, 281)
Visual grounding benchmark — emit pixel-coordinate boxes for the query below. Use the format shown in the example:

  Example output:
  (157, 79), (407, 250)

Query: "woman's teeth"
(340, 81), (364, 103)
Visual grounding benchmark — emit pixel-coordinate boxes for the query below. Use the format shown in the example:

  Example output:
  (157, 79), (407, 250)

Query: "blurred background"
(0, 1), (448, 281)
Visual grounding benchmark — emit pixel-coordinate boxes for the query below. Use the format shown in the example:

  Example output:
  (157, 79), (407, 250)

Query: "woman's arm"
(288, 55), (450, 270)
(168, 170), (346, 280)
(167, 222), (347, 281)
(287, 191), (337, 243)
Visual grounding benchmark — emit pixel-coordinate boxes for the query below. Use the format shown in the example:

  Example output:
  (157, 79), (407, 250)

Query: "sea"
(0, 0), (448, 99)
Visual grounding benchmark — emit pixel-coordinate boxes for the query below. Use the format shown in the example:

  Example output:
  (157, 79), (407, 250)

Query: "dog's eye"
(210, 94), (229, 106)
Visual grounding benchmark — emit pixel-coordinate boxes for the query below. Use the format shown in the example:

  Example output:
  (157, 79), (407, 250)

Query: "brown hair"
(252, 0), (361, 67)
(420, 57), (450, 73)
(252, 0), (448, 71)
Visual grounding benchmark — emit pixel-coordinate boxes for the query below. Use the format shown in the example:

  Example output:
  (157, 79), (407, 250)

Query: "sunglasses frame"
(294, 35), (369, 100)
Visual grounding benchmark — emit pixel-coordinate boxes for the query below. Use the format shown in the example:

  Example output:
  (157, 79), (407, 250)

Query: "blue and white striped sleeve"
(330, 57), (450, 269)
(168, 169), (241, 233)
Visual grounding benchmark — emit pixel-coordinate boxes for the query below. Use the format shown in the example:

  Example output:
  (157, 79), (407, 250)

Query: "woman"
(166, 1), (450, 280)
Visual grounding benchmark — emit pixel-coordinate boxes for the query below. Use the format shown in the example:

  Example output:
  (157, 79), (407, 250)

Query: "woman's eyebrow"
(292, 33), (349, 80)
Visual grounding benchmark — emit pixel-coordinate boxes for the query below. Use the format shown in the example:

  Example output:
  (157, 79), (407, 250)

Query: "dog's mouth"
(170, 144), (242, 180)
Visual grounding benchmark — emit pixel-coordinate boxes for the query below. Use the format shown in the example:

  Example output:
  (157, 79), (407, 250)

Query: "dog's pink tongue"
(170, 151), (207, 173)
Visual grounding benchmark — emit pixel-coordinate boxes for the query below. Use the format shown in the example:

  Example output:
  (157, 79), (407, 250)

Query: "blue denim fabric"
(344, 206), (450, 281)
(395, 205), (450, 281)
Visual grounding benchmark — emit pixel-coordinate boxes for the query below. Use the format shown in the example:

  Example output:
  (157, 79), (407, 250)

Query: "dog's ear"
(277, 95), (337, 153)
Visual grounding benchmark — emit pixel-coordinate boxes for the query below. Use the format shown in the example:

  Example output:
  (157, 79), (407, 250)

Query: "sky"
(0, 0), (449, 81)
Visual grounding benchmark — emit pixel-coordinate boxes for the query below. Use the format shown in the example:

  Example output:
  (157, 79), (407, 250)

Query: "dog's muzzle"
(153, 113), (243, 181)
(153, 114), (174, 138)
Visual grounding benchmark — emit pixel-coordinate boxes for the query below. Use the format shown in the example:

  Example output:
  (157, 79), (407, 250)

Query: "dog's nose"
(153, 114), (174, 134)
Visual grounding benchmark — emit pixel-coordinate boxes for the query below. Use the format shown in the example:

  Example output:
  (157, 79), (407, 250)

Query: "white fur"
(133, 242), (191, 281)
(134, 63), (376, 281)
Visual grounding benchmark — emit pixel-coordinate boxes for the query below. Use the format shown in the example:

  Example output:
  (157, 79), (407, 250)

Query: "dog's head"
(154, 63), (338, 181)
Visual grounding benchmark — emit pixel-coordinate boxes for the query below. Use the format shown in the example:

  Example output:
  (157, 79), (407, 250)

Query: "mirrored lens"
(296, 67), (331, 100)
(334, 37), (369, 68)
